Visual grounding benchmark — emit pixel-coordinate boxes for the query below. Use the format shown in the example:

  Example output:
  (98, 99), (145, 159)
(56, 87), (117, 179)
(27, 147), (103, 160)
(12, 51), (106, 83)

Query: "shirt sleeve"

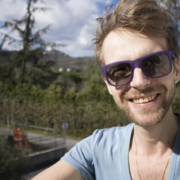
(61, 131), (99, 180)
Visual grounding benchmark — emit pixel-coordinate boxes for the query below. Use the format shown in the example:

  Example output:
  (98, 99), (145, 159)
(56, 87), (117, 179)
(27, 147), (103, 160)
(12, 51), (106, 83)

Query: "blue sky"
(0, 0), (121, 57)
(97, 0), (120, 13)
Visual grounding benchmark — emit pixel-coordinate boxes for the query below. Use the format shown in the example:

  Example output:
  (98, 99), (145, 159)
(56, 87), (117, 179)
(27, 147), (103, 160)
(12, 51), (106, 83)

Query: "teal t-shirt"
(61, 114), (180, 180)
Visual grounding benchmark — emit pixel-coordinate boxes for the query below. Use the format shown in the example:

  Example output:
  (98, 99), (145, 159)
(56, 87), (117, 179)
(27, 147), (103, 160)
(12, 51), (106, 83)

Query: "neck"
(132, 111), (179, 156)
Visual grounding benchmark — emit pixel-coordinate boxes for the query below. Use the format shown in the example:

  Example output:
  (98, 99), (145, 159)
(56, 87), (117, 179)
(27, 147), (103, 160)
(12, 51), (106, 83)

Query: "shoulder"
(93, 123), (134, 138)
(91, 123), (134, 148)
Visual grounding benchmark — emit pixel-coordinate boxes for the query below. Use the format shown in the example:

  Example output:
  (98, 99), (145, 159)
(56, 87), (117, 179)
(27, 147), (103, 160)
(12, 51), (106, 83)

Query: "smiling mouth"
(131, 95), (157, 104)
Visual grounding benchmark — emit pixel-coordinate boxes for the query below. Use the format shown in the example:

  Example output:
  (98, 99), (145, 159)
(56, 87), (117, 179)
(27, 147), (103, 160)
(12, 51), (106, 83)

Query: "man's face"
(102, 29), (180, 127)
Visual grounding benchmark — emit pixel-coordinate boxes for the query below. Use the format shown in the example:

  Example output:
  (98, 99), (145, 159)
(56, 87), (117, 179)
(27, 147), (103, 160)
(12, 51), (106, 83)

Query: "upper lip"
(128, 93), (158, 100)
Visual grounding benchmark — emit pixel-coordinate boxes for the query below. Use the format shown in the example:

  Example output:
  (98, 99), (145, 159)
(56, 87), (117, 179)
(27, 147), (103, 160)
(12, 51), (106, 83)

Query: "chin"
(132, 117), (163, 128)
(115, 83), (176, 127)
(124, 108), (167, 128)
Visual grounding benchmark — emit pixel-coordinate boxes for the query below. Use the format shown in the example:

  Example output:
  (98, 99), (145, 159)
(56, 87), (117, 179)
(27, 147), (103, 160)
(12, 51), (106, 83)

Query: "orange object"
(13, 128), (31, 150)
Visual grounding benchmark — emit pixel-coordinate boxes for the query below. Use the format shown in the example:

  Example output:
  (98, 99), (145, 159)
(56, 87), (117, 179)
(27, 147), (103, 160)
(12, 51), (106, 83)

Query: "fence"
(0, 123), (65, 154)
(27, 133), (64, 151)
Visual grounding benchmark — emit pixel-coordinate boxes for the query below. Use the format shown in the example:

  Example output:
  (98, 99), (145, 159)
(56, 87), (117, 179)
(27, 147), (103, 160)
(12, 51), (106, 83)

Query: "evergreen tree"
(160, 0), (180, 43)
(0, 0), (62, 84)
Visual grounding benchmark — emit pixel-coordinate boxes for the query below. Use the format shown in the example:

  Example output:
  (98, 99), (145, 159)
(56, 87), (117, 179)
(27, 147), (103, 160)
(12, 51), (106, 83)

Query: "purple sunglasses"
(101, 50), (174, 87)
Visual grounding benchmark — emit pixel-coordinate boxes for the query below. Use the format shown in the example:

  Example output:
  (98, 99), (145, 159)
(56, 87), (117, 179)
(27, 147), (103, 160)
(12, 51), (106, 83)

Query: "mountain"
(1, 50), (96, 72)
(39, 50), (96, 72)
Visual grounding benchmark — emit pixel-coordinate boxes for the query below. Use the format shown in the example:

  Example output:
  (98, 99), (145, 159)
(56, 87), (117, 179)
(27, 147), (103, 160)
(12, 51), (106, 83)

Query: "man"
(32, 0), (180, 179)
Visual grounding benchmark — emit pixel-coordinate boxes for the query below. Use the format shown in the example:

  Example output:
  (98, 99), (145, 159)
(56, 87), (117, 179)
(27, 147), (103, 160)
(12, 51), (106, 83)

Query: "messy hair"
(94, 0), (179, 66)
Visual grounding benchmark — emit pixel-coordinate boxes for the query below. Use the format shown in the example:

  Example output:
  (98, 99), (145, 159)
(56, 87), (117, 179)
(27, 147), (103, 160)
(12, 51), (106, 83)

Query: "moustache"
(121, 85), (166, 100)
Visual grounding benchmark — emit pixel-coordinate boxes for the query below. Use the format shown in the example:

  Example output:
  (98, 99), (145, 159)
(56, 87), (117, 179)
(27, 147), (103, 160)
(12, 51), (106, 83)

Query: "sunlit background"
(0, 1), (179, 179)
(0, 0), (120, 57)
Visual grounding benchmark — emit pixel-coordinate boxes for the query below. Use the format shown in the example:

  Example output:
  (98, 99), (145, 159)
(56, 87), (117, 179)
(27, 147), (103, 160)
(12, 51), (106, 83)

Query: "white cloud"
(0, 0), (113, 57)
(0, 0), (27, 21)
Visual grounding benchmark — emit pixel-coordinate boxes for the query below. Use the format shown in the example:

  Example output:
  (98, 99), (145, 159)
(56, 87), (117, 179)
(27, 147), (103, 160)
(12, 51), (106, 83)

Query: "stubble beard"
(114, 84), (176, 128)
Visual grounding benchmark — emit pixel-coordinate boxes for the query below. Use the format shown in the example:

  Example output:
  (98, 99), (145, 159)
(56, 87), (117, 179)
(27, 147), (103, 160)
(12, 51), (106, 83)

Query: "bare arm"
(31, 160), (84, 180)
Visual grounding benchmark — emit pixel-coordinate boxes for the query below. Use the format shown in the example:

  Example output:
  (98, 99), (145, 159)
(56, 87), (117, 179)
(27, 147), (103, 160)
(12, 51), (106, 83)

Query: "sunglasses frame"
(101, 50), (174, 87)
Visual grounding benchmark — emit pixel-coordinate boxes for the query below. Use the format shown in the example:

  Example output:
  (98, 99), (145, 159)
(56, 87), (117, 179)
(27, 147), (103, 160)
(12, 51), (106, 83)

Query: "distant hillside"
(0, 50), (16, 57)
(1, 50), (96, 72)
(39, 50), (96, 72)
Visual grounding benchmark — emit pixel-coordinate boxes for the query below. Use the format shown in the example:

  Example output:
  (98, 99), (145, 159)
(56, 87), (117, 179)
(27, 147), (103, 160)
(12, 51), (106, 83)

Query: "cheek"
(107, 84), (113, 95)
(105, 81), (126, 96)
(105, 82), (113, 95)
(108, 85), (127, 100)
(154, 73), (176, 91)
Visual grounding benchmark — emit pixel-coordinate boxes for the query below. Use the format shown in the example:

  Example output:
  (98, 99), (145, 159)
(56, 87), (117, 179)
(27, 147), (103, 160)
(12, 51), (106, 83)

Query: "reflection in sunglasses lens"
(142, 54), (170, 77)
(107, 63), (131, 85)
(106, 53), (170, 86)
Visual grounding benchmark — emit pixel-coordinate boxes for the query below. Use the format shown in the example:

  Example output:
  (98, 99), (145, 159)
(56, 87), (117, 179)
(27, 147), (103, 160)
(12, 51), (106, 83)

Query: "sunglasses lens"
(106, 63), (131, 86)
(142, 53), (170, 77)
(104, 52), (172, 86)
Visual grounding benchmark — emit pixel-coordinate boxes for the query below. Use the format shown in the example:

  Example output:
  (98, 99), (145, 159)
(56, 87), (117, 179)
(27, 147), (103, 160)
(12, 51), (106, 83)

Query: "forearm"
(31, 160), (84, 180)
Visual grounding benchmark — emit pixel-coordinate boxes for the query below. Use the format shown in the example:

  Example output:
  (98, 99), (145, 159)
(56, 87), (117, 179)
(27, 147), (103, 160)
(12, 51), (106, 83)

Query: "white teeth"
(132, 95), (156, 104)
(144, 98), (149, 102)
(139, 99), (143, 103)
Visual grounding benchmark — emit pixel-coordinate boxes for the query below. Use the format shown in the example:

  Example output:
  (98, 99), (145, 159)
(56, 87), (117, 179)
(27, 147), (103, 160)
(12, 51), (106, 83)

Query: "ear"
(104, 77), (113, 95)
(173, 58), (180, 84)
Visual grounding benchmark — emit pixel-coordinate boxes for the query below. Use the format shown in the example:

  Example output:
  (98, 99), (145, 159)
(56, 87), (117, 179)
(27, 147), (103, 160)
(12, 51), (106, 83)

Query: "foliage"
(0, 138), (27, 180)
(0, 62), (131, 139)
(1, 60), (180, 139)
(0, 0), (61, 84)
(161, 0), (180, 28)
(0, 0), (179, 179)
(0, 0), (179, 141)
(160, 0), (180, 45)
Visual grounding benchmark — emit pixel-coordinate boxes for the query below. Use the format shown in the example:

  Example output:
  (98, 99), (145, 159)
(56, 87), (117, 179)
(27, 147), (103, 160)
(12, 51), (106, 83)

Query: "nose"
(130, 67), (150, 89)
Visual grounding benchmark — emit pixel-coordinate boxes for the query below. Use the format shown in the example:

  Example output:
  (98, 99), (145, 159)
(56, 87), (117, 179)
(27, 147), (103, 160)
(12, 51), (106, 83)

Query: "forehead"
(102, 29), (167, 65)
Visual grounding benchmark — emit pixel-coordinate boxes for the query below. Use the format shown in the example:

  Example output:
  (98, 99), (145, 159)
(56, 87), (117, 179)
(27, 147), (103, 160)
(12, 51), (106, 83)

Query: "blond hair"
(94, 0), (179, 66)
